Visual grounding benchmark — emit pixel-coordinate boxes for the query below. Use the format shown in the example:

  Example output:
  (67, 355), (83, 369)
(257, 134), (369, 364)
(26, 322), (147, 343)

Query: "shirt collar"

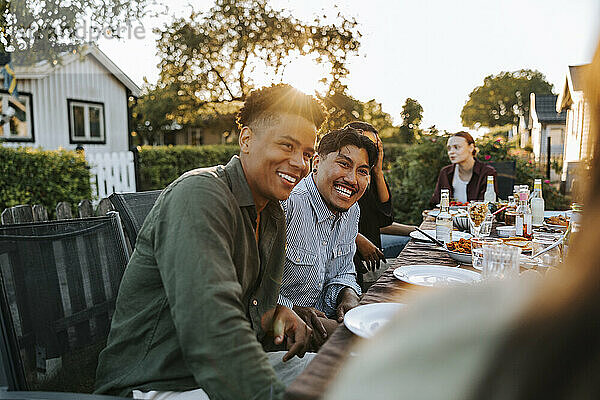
(224, 155), (282, 221)
(224, 155), (255, 208)
(305, 174), (348, 223)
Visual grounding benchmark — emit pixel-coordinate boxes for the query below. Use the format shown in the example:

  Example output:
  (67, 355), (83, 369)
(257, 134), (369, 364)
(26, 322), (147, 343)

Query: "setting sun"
(281, 54), (329, 95)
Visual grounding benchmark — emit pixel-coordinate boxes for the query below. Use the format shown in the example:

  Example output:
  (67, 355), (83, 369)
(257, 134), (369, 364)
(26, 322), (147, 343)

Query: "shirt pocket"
(327, 243), (354, 280)
(286, 245), (317, 266)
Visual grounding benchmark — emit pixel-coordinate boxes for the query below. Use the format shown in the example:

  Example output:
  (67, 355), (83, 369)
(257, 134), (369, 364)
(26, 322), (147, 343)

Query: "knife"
(414, 226), (446, 247)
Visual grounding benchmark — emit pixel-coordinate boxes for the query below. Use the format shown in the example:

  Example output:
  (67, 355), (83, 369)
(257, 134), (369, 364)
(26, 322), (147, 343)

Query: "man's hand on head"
(335, 287), (360, 322)
(261, 305), (312, 362)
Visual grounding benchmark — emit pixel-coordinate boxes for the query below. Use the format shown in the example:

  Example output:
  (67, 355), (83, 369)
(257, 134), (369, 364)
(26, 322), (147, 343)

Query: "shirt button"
(252, 299), (258, 306)
(296, 257), (301, 262)
(322, 240), (327, 245)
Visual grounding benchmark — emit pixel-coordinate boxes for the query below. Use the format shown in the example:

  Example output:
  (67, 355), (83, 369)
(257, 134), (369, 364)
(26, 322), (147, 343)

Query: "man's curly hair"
(236, 84), (327, 130)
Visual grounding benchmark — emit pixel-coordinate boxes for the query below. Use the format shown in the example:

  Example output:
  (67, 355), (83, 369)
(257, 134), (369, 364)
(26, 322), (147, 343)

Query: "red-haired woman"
(430, 131), (497, 206)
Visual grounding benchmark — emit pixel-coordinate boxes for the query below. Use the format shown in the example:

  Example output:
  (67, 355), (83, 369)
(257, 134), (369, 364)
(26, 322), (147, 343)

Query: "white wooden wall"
(13, 55), (129, 154)
(86, 151), (136, 200)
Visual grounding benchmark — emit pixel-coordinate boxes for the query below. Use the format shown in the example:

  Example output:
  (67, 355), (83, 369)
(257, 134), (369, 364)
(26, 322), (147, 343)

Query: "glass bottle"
(504, 195), (517, 226)
(515, 188), (532, 238)
(436, 190), (453, 244)
(483, 175), (496, 203)
(531, 179), (545, 226)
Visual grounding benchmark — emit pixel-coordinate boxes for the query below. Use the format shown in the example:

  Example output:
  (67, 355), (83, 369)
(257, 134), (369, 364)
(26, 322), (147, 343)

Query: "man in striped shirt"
(278, 127), (378, 347)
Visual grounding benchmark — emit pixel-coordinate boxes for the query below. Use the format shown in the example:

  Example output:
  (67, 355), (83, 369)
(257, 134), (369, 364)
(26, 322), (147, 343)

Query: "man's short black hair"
(343, 121), (378, 136)
(317, 127), (378, 168)
(236, 84), (327, 130)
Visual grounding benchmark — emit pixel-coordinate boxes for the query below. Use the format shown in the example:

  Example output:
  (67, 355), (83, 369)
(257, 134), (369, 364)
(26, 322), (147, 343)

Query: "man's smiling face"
(313, 145), (370, 213)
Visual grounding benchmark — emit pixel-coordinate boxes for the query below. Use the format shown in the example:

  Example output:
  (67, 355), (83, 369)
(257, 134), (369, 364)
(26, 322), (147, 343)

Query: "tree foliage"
(1, 0), (156, 63)
(461, 69), (554, 129)
(154, 0), (361, 121)
(397, 98), (423, 143)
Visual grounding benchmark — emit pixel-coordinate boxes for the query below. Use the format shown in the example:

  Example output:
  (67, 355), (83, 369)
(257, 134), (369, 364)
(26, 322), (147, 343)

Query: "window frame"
(67, 99), (106, 144)
(0, 90), (35, 143)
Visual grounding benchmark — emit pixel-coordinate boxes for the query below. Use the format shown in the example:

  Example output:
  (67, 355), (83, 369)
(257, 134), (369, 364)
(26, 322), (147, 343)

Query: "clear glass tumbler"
(482, 244), (521, 280)
(471, 237), (503, 270)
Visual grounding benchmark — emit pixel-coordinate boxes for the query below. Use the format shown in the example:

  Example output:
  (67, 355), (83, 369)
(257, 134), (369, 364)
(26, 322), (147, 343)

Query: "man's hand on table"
(293, 305), (329, 346)
(336, 287), (360, 322)
(261, 305), (312, 362)
(356, 233), (386, 271)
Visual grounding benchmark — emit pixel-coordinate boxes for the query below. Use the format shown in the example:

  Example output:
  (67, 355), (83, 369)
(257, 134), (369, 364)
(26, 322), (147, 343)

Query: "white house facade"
(529, 93), (566, 162)
(1, 45), (140, 154)
(556, 64), (592, 192)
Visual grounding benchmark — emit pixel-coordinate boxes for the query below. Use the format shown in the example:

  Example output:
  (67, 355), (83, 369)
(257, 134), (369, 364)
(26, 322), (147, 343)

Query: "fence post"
(132, 147), (141, 192)
(546, 137), (551, 181)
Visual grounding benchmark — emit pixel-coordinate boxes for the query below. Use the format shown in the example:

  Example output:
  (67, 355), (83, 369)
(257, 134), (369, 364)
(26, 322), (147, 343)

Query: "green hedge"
(0, 146), (92, 218)
(137, 143), (408, 191)
(137, 145), (241, 190)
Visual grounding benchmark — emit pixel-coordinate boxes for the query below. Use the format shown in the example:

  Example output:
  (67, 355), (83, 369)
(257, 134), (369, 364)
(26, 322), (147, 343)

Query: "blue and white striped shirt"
(278, 175), (362, 318)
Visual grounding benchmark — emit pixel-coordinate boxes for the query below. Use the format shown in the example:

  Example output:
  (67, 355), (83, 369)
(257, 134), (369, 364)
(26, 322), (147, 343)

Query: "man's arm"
(155, 177), (285, 400)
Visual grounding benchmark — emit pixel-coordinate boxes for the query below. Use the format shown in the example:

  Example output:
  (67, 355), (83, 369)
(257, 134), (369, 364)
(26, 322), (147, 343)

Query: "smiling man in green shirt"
(95, 84), (327, 400)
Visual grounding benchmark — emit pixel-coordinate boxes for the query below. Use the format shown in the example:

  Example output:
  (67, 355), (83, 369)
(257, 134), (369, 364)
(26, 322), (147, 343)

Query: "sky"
(98, 0), (600, 133)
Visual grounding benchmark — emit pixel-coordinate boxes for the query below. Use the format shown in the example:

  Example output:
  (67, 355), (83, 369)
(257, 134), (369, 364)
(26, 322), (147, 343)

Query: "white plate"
(409, 229), (472, 243)
(393, 265), (481, 287)
(429, 209), (468, 217)
(343, 303), (405, 338)
(445, 247), (472, 264)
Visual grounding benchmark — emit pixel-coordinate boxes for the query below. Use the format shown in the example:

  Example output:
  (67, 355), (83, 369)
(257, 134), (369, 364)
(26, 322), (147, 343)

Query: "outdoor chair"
(0, 212), (130, 399)
(489, 160), (516, 200)
(108, 190), (162, 247)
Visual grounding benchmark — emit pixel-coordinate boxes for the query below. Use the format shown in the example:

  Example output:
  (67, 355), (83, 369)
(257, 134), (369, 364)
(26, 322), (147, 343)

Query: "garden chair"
(489, 160), (516, 200)
(108, 190), (162, 247)
(0, 212), (129, 399)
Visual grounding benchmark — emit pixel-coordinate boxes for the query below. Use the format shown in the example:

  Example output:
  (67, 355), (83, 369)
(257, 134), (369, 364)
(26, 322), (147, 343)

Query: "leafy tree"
(154, 0), (361, 124)
(398, 98), (423, 143)
(1, 0), (157, 64)
(132, 83), (243, 145)
(461, 69), (554, 128)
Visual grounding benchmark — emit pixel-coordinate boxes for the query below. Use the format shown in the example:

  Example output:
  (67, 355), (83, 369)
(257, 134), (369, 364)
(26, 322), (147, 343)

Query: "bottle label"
(515, 215), (524, 236)
(436, 225), (452, 244)
(524, 214), (532, 235)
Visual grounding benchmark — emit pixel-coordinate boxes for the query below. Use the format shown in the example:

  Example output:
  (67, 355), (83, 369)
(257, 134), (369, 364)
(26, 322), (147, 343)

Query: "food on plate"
(446, 238), (472, 254)
(545, 215), (569, 227)
(468, 203), (488, 226)
(450, 201), (468, 207)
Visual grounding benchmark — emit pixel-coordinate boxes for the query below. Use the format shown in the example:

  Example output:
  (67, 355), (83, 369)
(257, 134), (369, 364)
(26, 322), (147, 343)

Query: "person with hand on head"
(95, 84), (326, 400)
(278, 127), (377, 350)
(343, 122), (416, 289)
(430, 131), (497, 207)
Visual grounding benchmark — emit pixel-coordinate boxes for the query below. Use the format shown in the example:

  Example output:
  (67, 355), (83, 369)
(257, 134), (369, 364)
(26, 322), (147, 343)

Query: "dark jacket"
(430, 159), (497, 206)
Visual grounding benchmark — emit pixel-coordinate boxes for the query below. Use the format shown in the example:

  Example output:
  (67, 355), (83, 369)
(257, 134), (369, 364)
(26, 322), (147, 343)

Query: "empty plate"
(409, 229), (472, 243)
(344, 303), (405, 338)
(393, 265), (481, 287)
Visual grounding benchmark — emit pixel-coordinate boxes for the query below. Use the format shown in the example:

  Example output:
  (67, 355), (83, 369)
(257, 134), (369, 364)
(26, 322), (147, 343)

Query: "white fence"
(86, 151), (136, 200)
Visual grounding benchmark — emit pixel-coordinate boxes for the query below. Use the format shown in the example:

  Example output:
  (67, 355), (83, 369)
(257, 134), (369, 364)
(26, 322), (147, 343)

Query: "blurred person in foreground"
(343, 122), (417, 288)
(325, 40), (600, 400)
(95, 84), (326, 400)
(278, 127), (376, 349)
(430, 131), (497, 207)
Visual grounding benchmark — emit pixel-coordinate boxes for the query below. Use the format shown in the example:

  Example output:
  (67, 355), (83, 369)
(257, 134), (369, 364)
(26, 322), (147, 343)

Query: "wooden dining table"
(284, 215), (479, 400)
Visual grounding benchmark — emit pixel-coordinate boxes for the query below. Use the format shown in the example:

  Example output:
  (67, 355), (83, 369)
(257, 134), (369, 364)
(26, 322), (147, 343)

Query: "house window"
(0, 92), (33, 142)
(68, 99), (105, 144)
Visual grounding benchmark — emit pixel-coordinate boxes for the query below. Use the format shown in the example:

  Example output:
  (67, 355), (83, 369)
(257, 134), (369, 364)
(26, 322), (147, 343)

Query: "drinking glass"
(471, 237), (503, 270)
(468, 202), (489, 238)
(482, 244), (521, 280)
(531, 237), (562, 269)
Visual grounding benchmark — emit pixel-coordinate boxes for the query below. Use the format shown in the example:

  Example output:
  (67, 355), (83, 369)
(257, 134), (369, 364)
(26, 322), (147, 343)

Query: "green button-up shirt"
(95, 156), (286, 399)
